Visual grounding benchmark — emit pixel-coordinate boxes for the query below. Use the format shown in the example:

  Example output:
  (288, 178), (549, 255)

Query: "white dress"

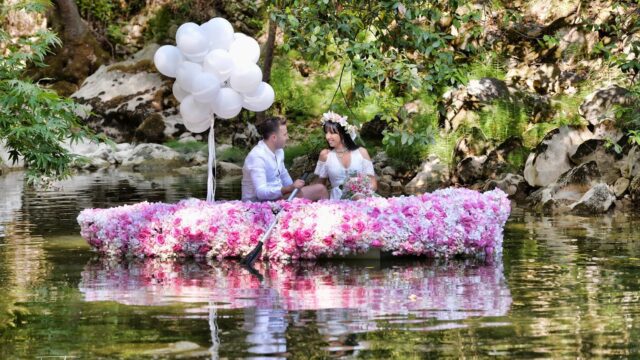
(314, 149), (375, 200)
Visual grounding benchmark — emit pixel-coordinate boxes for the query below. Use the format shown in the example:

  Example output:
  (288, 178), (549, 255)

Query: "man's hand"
(292, 179), (305, 189)
(281, 179), (305, 196)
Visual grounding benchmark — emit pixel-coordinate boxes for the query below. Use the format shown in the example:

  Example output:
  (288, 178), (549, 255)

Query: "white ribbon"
(206, 117), (216, 202)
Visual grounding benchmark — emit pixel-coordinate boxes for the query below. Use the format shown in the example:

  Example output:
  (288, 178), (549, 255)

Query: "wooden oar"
(241, 172), (310, 266)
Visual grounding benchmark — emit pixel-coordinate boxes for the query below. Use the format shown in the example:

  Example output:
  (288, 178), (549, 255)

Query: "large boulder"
(630, 174), (640, 205)
(579, 85), (632, 126)
(72, 44), (171, 143)
(483, 173), (530, 201)
(482, 137), (527, 180)
(455, 155), (486, 185)
(441, 78), (510, 131)
(404, 155), (450, 195)
(570, 138), (624, 184)
(528, 161), (602, 212)
(524, 126), (593, 187)
(119, 143), (187, 171)
(569, 183), (616, 214)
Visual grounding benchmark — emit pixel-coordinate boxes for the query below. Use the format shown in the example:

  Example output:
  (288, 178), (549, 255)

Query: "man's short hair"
(259, 116), (287, 140)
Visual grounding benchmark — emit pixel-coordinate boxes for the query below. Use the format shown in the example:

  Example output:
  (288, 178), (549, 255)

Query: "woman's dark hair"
(259, 116), (287, 140)
(323, 121), (359, 151)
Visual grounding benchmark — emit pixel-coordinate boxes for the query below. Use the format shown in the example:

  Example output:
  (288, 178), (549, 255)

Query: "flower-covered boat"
(77, 188), (510, 262)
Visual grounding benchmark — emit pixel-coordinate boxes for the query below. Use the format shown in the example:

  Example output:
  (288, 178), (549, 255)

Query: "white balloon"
(153, 45), (184, 77)
(203, 49), (235, 81)
(177, 24), (209, 61)
(229, 61), (262, 93)
(229, 36), (261, 64)
(234, 32), (248, 40)
(176, 22), (200, 43)
(201, 18), (234, 50)
(172, 82), (189, 102)
(180, 95), (212, 127)
(185, 115), (213, 133)
(242, 82), (274, 112)
(176, 61), (202, 93)
(191, 72), (221, 103)
(214, 88), (243, 119)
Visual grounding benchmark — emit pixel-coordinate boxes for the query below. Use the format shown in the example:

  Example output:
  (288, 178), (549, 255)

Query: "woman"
(314, 111), (377, 200)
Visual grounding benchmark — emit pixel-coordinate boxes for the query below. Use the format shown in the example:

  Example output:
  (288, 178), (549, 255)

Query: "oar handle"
(287, 172), (310, 200)
(261, 172), (310, 241)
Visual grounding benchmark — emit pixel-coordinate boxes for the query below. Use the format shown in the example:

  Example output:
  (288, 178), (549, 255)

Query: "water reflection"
(79, 258), (512, 356)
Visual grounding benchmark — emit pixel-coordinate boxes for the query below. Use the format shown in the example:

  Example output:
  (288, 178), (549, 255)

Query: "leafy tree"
(0, 0), (105, 184)
(270, 0), (483, 151)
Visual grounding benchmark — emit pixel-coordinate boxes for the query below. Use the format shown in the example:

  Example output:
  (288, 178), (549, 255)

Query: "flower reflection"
(79, 258), (512, 321)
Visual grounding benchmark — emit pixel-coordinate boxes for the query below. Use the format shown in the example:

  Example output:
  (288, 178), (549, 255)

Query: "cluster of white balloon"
(153, 17), (275, 133)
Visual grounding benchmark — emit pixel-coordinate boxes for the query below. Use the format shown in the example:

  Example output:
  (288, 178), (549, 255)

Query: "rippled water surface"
(1, 169), (640, 358)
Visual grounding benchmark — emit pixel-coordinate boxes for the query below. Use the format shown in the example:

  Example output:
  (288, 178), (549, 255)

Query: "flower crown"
(320, 111), (358, 140)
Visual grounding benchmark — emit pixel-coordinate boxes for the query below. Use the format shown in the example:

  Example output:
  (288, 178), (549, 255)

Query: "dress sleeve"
(314, 161), (328, 178)
(362, 158), (375, 176)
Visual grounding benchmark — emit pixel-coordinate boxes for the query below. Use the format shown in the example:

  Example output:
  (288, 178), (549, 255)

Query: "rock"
(360, 115), (388, 140)
(404, 155), (449, 195)
(483, 173), (530, 201)
(579, 85), (631, 126)
(390, 181), (404, 195)
(232, 123), (260, 149)
(613, 177), (630, 198)
(453, 127), (489, 162)
(630, 174), (640, 204)
(289, 154), (316, 181)
(72, 45), (169, 143)
(381, 166), (396, 176)
(524, 125), (593, 187)
(592, 118), (624, 142)
(528, 63), (561, 95)
(528, 161), (603, 212)
(455, 155), (487, 184)
(135, 113), (166, 143)
(466, 78), (510, 102)
(483, 137), (527, 180)
(570, 138), (623, 184)
(119, 143), (186, 171)
(377, 181), (391, 196)
(441, 78), (509, 131)
(569, 183), (615, 214)
(216, 161), (242, 177)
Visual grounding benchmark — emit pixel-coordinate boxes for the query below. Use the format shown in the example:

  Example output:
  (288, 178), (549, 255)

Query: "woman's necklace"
(335, 148), (348, 158)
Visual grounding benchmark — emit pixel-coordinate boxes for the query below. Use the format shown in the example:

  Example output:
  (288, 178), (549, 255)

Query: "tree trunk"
(262, 18), (278, 83)
(256, 17), (278, 124)
(54, 0), (88, 39)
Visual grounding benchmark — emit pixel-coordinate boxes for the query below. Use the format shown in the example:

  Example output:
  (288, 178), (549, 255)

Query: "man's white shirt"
(241, 140), (293, 201)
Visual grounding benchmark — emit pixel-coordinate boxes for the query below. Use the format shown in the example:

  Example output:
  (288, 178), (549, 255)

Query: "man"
(241, 116), (328, 202)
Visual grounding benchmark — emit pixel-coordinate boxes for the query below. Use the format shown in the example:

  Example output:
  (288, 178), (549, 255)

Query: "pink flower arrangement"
(77, 188), (511, 262)
(340, 171), (376, 200)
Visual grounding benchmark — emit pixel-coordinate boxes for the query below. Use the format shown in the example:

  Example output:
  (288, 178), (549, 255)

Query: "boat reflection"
(80, 258), (511, 320)
(79, 258), (511, 357)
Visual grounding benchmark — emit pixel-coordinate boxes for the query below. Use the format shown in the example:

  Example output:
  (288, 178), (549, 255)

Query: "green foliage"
(217, 146), (249, 164)
(475, 100), (529, 143)
(76, 0), (146, 46)
(273, 0), (483, 140)
(164, 139), (207, 153)
(284, 128), (326, 167)
(269, 57), (338, 122)
(465, 51), (507, 80)
(0, 0), (105, 184)
(382, 102), (437, 171)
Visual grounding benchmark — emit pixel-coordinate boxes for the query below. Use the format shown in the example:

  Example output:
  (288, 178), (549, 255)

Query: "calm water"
(1, 169), (640, 358)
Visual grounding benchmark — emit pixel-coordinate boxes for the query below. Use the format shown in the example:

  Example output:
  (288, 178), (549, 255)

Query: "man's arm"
(247, 156), (286, 201)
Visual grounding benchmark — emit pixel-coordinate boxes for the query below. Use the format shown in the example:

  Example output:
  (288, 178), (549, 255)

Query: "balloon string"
(206, 117), (216, 203)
